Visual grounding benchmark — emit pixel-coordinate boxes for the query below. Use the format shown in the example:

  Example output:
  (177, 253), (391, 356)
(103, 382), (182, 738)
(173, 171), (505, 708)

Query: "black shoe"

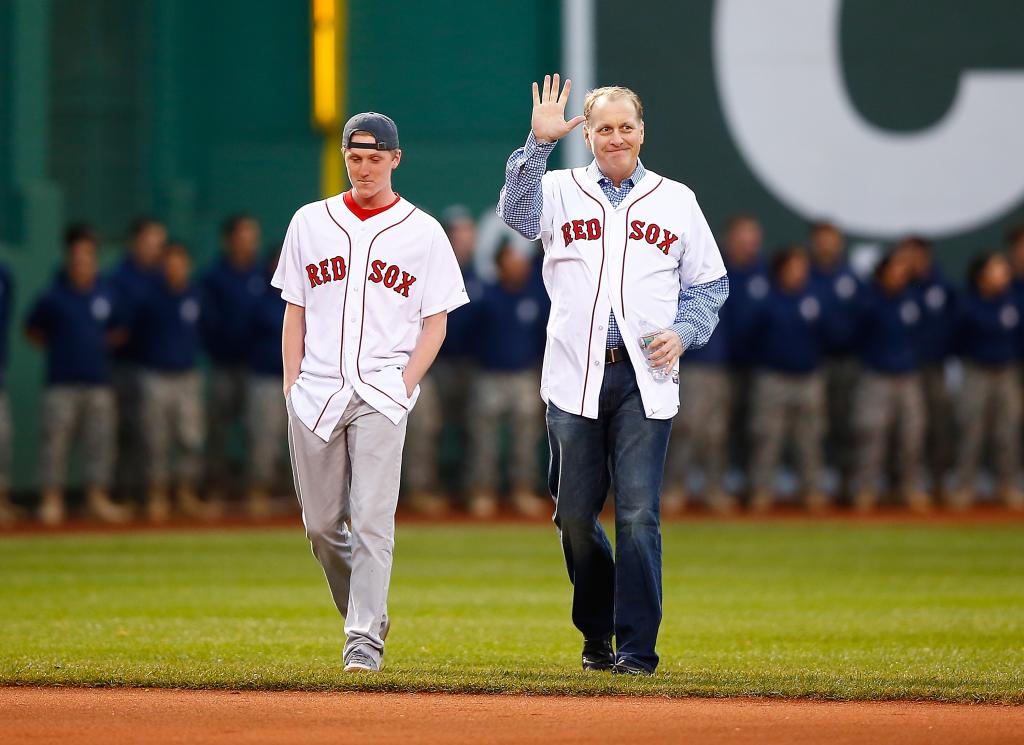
(581, 637), (614, 672)
(612, 660), (654, 676)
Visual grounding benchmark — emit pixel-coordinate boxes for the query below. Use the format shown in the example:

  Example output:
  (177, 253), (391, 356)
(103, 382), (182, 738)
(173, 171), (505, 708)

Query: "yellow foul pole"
(312, 0), (346, 197)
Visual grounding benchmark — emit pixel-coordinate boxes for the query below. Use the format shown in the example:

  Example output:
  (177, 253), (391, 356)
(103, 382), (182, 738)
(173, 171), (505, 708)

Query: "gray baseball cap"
(342, 112), (400, 151)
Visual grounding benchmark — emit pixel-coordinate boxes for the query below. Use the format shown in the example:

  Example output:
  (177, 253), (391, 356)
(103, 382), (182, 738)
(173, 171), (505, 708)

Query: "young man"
(401, 205), (482, 516)
(273, 112), (468, 672)
(26, 225), (132, 525)
(498, 76), (728, 675)
(806, 221), (861, 502)
(720, 214), (769, 504)
(949, 252), (1023, 510)
(109, 218), (167, 502)
(850, 251), (929, 512)
(0, 259), (14, 526)
(135, 242), (217, 522)
(466, 241), (549, 518)
(245, 251), (289, 516)
(745, 246), (829, 512)
(899, 236), (955, 503)
(200, 214), (265, 512)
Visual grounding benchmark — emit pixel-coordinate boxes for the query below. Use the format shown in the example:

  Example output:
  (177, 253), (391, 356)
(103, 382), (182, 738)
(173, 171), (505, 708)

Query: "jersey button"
(593, 360), (599, 366)
(598, 325), (604, 331)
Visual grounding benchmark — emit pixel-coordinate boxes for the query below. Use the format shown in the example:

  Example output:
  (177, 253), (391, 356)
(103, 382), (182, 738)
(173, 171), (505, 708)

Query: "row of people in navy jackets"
(667, 218), (1024, 514)
(0, 210), (553, 526)
(11, 218), (288, 525)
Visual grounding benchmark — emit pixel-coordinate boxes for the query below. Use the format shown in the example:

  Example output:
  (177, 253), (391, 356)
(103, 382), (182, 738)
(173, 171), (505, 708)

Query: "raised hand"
(531, 73), (586, 144)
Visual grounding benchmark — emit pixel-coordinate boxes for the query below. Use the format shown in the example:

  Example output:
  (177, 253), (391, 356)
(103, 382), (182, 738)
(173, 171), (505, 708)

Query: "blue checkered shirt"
(498, 132), (728, 351)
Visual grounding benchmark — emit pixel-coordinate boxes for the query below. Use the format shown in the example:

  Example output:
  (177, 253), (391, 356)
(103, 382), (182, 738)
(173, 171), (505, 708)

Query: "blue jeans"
(546, 361), (672, 672)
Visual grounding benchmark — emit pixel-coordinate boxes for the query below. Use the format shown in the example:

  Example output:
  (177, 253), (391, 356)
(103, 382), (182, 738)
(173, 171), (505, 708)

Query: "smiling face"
(583, 94), (644, 185)
(344, 132), (402, 205)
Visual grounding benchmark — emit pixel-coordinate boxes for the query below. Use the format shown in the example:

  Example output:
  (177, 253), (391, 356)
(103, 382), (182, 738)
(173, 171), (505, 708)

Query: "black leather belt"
(605, 345), (628, 364)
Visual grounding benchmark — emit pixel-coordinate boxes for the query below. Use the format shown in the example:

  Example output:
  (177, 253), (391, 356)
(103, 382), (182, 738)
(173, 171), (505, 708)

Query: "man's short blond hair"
(583, 86), (644, 125)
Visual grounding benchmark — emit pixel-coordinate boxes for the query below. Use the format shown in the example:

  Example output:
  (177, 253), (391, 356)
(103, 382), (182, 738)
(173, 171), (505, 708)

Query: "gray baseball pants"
(287, 391), (407, 667)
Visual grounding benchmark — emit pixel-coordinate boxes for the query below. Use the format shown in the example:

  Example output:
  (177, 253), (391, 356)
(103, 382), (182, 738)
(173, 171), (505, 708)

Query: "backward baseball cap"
(343, 112), (400, 150)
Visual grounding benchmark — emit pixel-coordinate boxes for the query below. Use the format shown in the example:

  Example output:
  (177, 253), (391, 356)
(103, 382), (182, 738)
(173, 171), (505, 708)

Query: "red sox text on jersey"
(305, 257), (417, 298)
(559, 219), (679, 255)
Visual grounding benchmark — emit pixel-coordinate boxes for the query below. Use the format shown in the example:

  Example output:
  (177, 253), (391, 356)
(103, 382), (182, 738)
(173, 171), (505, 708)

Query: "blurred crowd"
(1, 208), (1023, 528)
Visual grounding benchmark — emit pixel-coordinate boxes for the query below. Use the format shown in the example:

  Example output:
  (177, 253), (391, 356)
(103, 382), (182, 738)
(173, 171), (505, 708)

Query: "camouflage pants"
(205, 365), (247, 490)
(41, 385), (116, 489)
(402, 373), (442, 493)
(666, 365), (730, 494)
(246, 374), (288, 490)
(953, 363), (1021, 491)
(468, 369), (542, 492)
(0, 392), (10, 493)
(850, 370), (925, 496)
(748, 371), (826, 495)
(140, 370), (204, 487)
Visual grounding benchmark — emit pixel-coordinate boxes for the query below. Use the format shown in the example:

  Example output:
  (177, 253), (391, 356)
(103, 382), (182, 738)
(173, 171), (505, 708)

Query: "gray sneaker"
(344, 649), (379, 673)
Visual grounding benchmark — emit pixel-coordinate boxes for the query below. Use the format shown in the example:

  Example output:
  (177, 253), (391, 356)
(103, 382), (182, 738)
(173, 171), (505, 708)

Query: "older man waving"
(498, 74), (729, 675)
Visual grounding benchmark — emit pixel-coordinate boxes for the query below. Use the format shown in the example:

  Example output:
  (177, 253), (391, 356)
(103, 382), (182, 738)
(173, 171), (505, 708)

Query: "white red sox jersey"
(536, 166), (726, 420)
(272, 194), (469, 442)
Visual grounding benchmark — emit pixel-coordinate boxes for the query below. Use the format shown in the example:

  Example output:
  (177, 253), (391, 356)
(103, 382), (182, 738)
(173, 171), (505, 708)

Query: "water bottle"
(638, 319), (671, 381)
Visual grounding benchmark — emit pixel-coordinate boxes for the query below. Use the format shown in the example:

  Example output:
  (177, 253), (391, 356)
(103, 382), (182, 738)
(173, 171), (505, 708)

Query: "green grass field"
(1, 522), (1021, 702)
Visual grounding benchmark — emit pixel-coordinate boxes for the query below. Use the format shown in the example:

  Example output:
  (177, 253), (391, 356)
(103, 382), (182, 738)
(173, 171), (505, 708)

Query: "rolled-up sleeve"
(671, 275), (729, 352)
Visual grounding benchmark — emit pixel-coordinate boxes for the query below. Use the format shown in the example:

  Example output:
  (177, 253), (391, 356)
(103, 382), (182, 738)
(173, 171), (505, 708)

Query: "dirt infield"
(3, 688), (1022, 745)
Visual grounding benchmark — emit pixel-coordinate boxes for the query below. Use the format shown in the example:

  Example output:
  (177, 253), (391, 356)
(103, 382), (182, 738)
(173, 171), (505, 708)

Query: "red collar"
(343, 190), (401, 221)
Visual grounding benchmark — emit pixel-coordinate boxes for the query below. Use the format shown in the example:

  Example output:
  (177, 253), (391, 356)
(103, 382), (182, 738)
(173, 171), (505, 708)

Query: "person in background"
(1006, 224), (1024, 357)
(898, 236), (955, 501)
(401, 206), (481, 515)
(136, 242), (218, 522)
(25, 225), (131, 525)
(200, 214), (264, 511)
(806, 221), (861, 501)
(245, 250), (289, 519)
(948, 252), (1023, 511)
(1007, 224), (1024, 295)
(666, 288), (731, 514)
(850, 251), (930, 512)
(109, 217), (166, 503)
(746, 246), (830, 512)
(0, 258), (14, 526)
(721, 214), (768, 503)
(465, 241), (549, 518)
